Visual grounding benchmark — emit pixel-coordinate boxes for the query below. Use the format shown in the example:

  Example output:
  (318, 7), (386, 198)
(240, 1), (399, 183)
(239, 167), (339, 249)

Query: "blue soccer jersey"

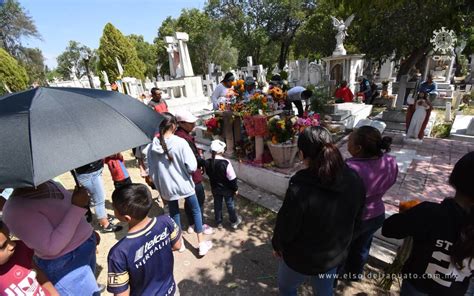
(107, 216), (181, 295)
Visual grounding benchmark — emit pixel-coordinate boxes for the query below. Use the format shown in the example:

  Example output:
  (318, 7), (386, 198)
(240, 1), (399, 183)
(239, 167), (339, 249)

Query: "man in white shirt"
(211, 72), (235, 110)
(287, 86), (313, 117)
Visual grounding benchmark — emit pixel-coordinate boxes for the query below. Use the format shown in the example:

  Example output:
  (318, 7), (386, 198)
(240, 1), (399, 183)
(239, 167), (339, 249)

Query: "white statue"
(330, 14), (355, 56)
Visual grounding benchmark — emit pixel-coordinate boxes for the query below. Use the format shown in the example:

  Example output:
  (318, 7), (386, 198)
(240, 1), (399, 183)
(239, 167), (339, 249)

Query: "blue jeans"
(184, 182), (206, 226)
(278, 260), (336, 296)
(466, 277), (474, 296)
(213, 194), (237, 224)
(342, 214), (385, 278)
(77, 168), (107, 220)
(400, 280), (428, 296)
(35, 234), (99, 295)
(169, 194), (203, 233)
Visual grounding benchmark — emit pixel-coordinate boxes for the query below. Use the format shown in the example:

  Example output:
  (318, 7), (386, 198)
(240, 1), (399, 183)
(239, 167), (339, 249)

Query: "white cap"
(210, 139), (226, 154)
(175, 110), (198, 123)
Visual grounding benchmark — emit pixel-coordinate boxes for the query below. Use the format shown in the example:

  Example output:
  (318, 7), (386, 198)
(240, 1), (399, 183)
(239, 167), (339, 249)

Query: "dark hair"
(222, 72), (235, 82)
(340, 80), (348, 87)
(112, 183), (152, 220)
(301, 90), (313, 100)
(151, 87), (160, 95)
(297, 126), (344, 185)
(351, 126), (392, 158)
(449, 152), (474, 269)
(158, 112), (177, 162)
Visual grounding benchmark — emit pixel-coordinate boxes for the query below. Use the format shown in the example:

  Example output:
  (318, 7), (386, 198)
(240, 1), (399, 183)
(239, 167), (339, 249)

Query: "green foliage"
(308, 84), (333, 114)
(19, 47), (45, 84)
(98, 23), (146, 82)
(154, 9), (238, 75)
(0, 48), (28, 94)
(0, 0), (41, 57)
(431, 123), (452, 138)
(127, 34), (157, 79)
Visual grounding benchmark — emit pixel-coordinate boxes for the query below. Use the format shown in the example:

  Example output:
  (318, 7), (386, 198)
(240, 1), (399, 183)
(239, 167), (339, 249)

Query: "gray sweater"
(147, 135), (197, 201)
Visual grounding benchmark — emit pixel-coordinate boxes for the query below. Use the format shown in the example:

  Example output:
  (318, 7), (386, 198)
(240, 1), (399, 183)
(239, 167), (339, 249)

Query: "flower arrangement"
(377, 199), (421, 291)
(268, 87), (287, 109)
(267, 115), (298, 144)
(231, 79), (245, 100)
(243, 92), (270, 116)
(204, 116), (223, 136)
(294, 112), (320, 133)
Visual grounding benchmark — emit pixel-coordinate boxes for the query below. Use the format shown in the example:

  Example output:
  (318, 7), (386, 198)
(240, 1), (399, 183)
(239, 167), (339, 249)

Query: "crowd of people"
(0, 81), (473, 296)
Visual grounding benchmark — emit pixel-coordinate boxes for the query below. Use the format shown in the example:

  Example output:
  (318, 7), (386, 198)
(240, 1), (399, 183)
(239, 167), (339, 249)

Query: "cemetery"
(2, 1), (474, 295)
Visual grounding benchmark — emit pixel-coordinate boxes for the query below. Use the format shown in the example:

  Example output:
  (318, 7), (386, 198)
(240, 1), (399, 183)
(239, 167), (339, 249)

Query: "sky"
(20, 0), (206, 68)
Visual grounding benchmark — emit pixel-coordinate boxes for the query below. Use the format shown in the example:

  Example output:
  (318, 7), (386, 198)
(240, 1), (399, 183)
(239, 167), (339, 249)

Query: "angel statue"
(330, 14), (355, 56)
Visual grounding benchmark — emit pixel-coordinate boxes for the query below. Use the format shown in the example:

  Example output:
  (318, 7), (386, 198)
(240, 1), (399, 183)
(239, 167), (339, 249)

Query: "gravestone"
(297, 58), (309, 86)
(308, 61), (323, 85)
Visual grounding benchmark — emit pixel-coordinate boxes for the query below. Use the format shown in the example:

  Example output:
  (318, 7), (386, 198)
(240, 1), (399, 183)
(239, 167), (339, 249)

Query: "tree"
(19, 47), (45, 84)
(56, 40), (98, 84)
(127, 34), (158, 79)
(98, 23), (146, 82)
(0, 47), (28, 94)
(154, 9), (238, 75)
(337, 0), (474, 78)
(0, 0), (41, 57)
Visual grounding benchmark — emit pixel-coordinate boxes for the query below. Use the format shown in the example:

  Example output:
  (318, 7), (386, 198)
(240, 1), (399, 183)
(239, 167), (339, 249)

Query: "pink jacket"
(3, 181), (93, 259)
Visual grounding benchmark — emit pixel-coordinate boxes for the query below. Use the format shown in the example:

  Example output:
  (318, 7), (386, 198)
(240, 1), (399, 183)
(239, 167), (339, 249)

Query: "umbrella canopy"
(0, 87), (162, 188)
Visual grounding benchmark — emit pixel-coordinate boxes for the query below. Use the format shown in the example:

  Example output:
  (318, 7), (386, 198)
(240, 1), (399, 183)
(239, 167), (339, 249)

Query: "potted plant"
(267, 115), (299, 168)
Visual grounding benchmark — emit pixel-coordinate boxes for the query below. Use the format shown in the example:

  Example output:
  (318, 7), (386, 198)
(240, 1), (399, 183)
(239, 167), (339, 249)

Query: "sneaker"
(100, 222), (123, 233)
(198, 241), (213, 256)
(187, 225), (195, 234)
(231, 216), (242, 229)
(107, 214), (115, 222)
(203, 224), (214, 235)
(178, 239), (186, 253)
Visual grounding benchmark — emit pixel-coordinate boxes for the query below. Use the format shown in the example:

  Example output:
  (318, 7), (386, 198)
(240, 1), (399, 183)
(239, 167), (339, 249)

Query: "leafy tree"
(19, 47), (45, 84)
(98, 23), (146, 82)
(154, 9), (238, 75)
(0, 0), (41, 57)
(127, 34), (157, 79)
(0, 47), (28, 94)
(337, 0), (474, 78)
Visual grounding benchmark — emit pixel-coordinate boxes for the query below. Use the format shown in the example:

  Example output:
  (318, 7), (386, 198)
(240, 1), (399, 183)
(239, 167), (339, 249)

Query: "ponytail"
(451, 209), (474, 269)
(381, 136), (392, 153)
(298, 126), (344, 185)
(211, 151), (217, 171)
(158, 112), (177, 163)
(352, 126), (392, 158)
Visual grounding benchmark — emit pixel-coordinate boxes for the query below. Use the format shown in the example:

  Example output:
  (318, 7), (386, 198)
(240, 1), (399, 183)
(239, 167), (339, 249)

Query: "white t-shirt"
(211, 83), (230, 109)
(287, 86), (306, 102)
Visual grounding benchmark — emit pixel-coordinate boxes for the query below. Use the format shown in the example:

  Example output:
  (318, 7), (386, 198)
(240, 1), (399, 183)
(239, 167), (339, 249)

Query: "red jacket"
(105, 154), (130, 182)
(175, 128), (203, 184)
(335, 87), (354, 103)
(154, 101), (168, 113)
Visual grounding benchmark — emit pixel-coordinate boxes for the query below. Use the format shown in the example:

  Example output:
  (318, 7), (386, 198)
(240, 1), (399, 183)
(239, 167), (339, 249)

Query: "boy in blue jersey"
(107, 184), (182, 296)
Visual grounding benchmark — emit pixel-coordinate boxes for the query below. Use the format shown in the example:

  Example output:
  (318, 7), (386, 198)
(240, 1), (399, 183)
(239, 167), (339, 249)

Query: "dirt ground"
(57, 151), (400, 295)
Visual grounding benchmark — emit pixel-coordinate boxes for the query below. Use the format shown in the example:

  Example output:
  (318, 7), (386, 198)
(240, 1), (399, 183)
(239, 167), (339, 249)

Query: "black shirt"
(382, 199), (473, 295)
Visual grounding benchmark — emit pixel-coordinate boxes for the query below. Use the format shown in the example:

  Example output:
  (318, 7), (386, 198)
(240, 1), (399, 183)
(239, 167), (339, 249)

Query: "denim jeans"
(213, 194), (237, 224)
(466, 277), (474, 296)
(77, 168), (107, 220)
(168, 194), (203, 233)
(400, 280), (428, 296)
(35, 234), (99, 295)
(341, 214), (385, 278)
(184, 182), (206, 226)
(278, 260), (337, 296)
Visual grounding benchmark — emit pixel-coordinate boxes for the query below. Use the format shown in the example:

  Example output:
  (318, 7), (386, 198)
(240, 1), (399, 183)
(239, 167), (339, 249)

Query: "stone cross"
(395, 75), (418, 110)
(209, 64), (223, 84)
(175, 32), (194, 77)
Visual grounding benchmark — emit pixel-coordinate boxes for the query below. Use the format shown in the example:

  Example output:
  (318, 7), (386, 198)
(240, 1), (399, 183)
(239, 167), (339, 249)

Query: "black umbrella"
(0, 87), (162, 188)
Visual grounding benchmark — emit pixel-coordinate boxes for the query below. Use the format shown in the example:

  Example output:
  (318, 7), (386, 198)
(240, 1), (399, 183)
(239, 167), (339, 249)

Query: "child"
(105, 153), (132, 189)
(407, 95), (430, 139)
(205, 140), (242, 229)
(340, 126), (398, 279)
(107, 184), (182, 296)
(0, 220), (58, 295)
(383, 152), (474, 295)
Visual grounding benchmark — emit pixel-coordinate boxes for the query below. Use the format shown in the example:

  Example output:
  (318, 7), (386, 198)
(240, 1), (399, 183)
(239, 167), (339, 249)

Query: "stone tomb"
(450, 115), (474, 143)
(324, 103), (373, 129)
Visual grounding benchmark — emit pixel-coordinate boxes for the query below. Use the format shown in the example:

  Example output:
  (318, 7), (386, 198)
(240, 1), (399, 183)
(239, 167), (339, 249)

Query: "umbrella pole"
(70, 170), (93, 223)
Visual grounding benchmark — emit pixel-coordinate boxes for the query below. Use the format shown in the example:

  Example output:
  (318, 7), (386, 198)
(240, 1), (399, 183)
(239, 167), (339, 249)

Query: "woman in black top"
(272, 126), (366, 296)
(383, 151), (474, 296)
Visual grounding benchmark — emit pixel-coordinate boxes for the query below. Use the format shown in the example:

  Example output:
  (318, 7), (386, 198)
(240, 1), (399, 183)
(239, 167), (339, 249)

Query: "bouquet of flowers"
(243, 92), (270, 116)
(294, 112), (320, 133)
(268, 87), (287, 109)
(267, 115), (298, 144)
(204, 116), (223, 136)
(231, 79), (245, 101)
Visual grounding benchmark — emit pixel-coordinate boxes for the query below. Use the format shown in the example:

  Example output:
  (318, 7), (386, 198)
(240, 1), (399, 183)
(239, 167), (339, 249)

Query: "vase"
(267, 142), (299, 168)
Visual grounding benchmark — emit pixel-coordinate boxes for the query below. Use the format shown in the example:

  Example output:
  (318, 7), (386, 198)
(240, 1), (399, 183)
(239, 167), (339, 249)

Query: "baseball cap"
(222, 72), (235, 83)
(175, 110), (198, 123)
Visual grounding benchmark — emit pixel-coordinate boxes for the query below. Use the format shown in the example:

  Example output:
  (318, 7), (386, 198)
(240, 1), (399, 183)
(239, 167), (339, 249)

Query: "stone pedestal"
(255, 136), (264, 163)
(222, 112), (234, 156)
(322, 54), (365, 94)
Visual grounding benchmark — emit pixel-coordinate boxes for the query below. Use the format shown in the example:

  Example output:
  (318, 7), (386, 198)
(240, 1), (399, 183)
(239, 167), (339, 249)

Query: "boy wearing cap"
(175, 110), (214, 235)
(211, 72), (235, 110)
(204, 140), (242, 230)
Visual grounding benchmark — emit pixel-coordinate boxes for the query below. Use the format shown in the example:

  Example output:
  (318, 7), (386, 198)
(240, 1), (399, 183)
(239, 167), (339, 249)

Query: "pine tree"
(0, 48), (29, 94)
(98, 23), (146, 82)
